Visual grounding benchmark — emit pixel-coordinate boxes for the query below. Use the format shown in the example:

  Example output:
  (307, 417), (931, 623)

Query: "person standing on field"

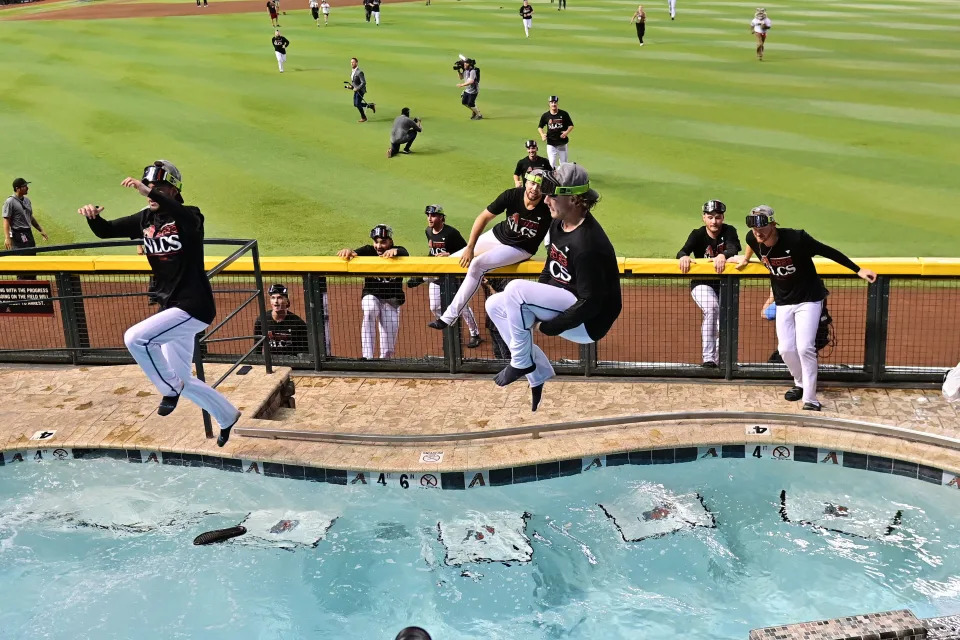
(77, 160), (242, 447)
(519, 0), (533, 38)
(271, 30), (290, 73)
(267, 0), (280, 26)
(321, 0), (330, 24)
(537, 96), (574, 167)
(310, 0), (320, 25)
(513, 140), (552, 188)
(3, 178), (49, 280)
(631, 5), (646, 45)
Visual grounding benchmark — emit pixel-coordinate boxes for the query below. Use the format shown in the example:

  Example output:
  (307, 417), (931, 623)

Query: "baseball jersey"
(254, 312), (309, 355)
(425, 224), (467, 256)
(751, 16), (772, 33)
(321, 1), (330, 11)
(537, 214), (622, 340)
(513, 155), (552, 182)
(309, 0), (318, 7)
(676, 224), (742, 290)
(86, 188), (216, 323)
(371, 0), (381, 9)
(538, 109), (574, 147)
(354, 244), (410, 304)
(2, 195), (33, 230)
(519, 3), (533, 18)
(272, 35), (289, 53)
(746, 228), (860, 306)
(486, 187), (551, 255)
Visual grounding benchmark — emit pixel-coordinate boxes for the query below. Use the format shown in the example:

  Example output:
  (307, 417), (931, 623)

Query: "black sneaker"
(802, 402), (822, 412)
(768, 350), (783, 363)
(369, 103), (376, 114)
(466, 334), (483, 348)
(157, 394), (180, 416)
(784, 386), (803, 401)
(428, 319), (448, 330)
(701, 361), (717, 369)
(217, 413), (241, 447)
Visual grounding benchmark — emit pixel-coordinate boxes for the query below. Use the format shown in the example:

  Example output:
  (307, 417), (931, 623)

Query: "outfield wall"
(1, 256), (958, 382)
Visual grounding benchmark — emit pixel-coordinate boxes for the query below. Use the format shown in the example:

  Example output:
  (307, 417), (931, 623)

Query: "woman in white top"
(750, 8), (772, 61)
(321, 0), (330, 24)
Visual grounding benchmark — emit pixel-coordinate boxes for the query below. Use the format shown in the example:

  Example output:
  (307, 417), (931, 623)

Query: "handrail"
(234, 410), (960, 450)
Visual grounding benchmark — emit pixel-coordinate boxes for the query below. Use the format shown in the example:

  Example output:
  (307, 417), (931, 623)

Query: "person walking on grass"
(631, 5), (646, 45)
(750, 8), (772, 60)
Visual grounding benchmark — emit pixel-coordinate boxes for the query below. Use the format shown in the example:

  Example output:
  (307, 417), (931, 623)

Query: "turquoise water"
(1, 457), (959, 639)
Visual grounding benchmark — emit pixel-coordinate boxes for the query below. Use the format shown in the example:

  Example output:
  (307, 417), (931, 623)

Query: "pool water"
(1, 457), (958, 639)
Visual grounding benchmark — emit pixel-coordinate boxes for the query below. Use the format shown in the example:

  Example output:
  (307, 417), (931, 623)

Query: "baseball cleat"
(494, 364), (536, 387)
(701, 361), (717, 369)
(802, 402), (822, 412)
(784, 386), (803, 401)
(428, 319), (448, 330)
(466, 334), (483, 348)
(157, 394), (180, 416)
(217, 413), (241, 447)
(531, 384), (544, 412)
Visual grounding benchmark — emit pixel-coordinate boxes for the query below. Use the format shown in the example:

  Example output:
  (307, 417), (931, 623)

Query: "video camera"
(343, 80), (353, 90)
(452, 54), (474, 72)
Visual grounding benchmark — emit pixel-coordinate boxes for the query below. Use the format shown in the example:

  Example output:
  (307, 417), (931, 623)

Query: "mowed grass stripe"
(1, 0), (958, 257)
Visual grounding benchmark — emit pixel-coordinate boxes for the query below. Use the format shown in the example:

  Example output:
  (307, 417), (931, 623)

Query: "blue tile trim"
(722, 445), (745, 459)
(843, 452), (868, 470)
(441, 472), (465, 490)
(1, 445), (956, 495)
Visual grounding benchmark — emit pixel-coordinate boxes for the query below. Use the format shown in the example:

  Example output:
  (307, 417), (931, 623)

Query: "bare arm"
(2, 218), (11, 250)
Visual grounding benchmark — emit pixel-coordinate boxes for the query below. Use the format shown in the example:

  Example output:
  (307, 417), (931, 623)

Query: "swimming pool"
(1, 453), (958, 639)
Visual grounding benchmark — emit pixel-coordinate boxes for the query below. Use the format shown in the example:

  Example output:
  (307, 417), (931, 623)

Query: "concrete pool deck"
(1, 364), (960, 477)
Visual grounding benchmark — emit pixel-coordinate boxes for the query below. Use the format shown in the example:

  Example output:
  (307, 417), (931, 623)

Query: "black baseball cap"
(548, 95), (559, 103)
(702, 200), (726, 215)
(524, 139), (538, 149)
(268, 283), (289, 297)
(12, 178), (30, 189)
(370, 224), (393, 240)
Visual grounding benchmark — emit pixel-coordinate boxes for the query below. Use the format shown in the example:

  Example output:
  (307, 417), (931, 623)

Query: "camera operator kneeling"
(387, 108), (423, 158)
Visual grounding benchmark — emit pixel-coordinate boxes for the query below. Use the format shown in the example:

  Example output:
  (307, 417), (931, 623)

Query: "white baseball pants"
(123, 307), (240, 428)
(275, 51), (286, 72)
(373, 9), (379, 23)
(668, 0), (676, 18)
(691, 284), (719, 364)
(429, 282), (479, 336)
(775, 299), (823, 404)
(439, 230), (532, 326)
(321, 291), (332, 354)
(485, 279), (593, 388)
(361, 295), (400, 359)
(523, 17), (532, 36)
(547, 144), (568, 167)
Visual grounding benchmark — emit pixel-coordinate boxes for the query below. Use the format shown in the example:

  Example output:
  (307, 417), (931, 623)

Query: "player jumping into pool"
(77, 161), (241, 447)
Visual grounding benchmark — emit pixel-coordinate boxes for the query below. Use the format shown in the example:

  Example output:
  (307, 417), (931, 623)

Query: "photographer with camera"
(387, 108), (422, 158)
(455, 56), (482, 121)
(347, 57), (376, 123)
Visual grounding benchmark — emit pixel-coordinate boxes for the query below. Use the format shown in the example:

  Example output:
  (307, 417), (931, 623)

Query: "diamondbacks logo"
(547, 243), (571, 283)
(705, 240), (726, 259)
(143, 222), (182, 257)
(506, 212), (539, 238)
(760, 255), (796, 278)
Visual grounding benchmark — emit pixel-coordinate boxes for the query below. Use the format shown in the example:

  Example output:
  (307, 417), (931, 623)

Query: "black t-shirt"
(371, 0), (381, 9)
(486, 187), (551, 255)
(538, 109), (574, 147)
(425, 224), (467, 256)
(538, 214), (622, 341)
(513, 155), (552, 182)
(354, 244), (409, 305)
(267, 1), (276, 12)
(519, 4), (533, 18)
(86, 188), (216, 324)
(272, 35), (289, 54)
(746, 228), (860, 306)
(676, 224), (742, 290)
(254, 312), (308, 356)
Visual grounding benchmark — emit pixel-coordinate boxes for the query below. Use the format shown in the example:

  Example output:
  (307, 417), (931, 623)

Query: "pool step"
(268, 407), (298, 422)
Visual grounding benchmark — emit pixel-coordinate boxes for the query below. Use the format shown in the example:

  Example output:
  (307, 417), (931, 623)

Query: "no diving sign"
(31, 430), (57, 441)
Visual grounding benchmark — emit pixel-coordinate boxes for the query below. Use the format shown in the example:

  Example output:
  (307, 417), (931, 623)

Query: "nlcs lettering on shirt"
(143, 222), (183, 255)
(507, 213), (540, 238)
(762, 255), (796, 278)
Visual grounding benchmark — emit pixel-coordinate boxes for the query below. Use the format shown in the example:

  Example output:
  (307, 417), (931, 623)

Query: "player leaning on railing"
(77, 160), (241, 447)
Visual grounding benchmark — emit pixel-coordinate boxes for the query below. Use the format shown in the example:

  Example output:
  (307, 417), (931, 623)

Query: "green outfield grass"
(1, 0), (958, 257)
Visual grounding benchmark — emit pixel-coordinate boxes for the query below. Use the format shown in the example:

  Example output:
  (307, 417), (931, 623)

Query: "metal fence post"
(54, 272), (89, 365)
(582, 342), (597, 377)
(721, 275), (740, 380)
(304, 274), (327, 371)
(440, 274), (459, 374)
(193, 331), (214, 439)
(864, 276), (889, 382)
(250, 242), (273, 375)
